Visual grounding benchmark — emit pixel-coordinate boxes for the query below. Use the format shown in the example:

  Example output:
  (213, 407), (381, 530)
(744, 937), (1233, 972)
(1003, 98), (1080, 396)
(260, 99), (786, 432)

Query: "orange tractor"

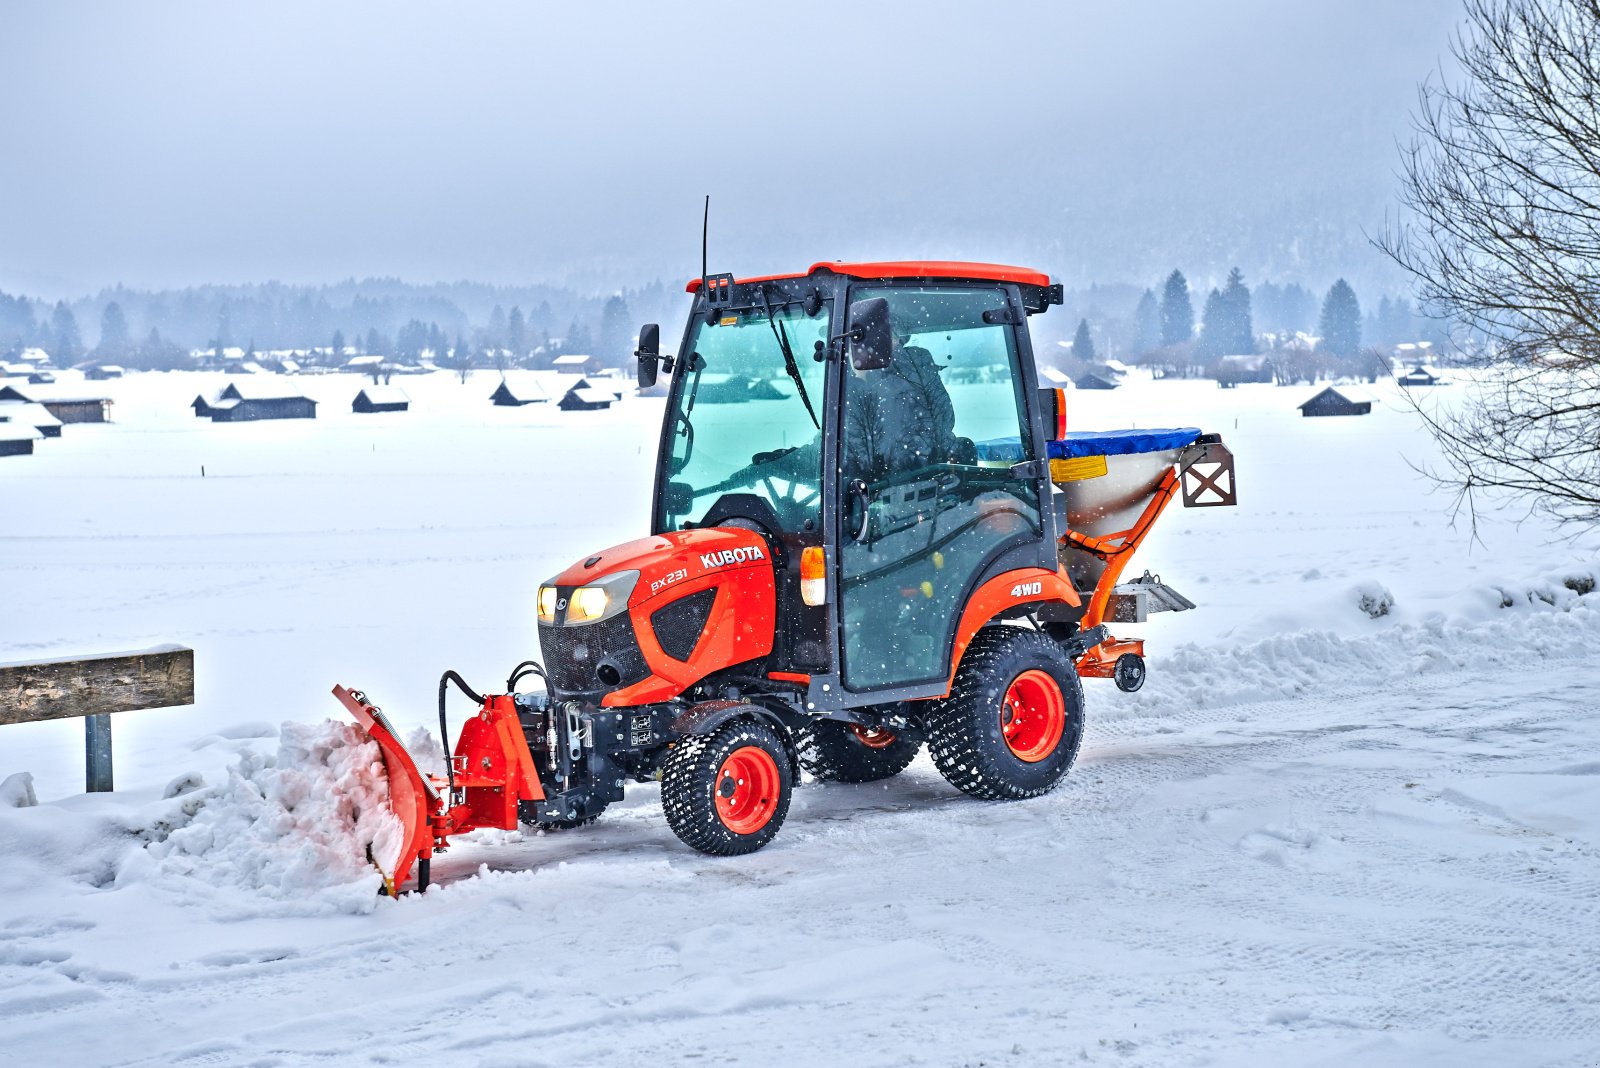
(336, 261), (1235, 892)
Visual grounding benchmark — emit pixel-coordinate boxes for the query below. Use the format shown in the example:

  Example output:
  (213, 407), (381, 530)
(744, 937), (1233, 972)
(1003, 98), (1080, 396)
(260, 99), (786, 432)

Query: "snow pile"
(1, 771), (37, 808)
(1114, 576), (1600, 720)
(111, 720), (402, 912)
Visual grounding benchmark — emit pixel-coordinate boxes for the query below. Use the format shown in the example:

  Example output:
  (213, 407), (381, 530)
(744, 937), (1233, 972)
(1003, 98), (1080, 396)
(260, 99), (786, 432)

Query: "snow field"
(1, 367), (1598, 1065)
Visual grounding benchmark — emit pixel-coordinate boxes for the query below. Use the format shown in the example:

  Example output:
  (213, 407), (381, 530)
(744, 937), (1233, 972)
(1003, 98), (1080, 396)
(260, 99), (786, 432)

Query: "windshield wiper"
(761, 288), (819, 430)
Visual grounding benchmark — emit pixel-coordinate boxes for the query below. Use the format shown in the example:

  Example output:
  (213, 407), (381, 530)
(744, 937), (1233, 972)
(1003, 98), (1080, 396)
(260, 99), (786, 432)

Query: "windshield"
(659, 299), (830, 533)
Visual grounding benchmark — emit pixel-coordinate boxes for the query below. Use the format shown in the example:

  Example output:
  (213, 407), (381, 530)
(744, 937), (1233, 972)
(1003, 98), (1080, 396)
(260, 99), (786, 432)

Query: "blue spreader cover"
(973, 428), (1201, 463)
(1048, 428), (1201, 459)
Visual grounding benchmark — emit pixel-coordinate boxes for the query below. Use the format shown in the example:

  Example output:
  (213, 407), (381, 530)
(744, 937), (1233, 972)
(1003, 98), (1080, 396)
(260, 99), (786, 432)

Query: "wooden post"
(85, 714), (113, 792)
(0, 646), (195, 794)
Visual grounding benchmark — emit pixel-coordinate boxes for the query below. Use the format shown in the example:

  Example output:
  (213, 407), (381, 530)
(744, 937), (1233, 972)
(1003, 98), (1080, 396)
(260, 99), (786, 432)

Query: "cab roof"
(685, 260), (1054, 293)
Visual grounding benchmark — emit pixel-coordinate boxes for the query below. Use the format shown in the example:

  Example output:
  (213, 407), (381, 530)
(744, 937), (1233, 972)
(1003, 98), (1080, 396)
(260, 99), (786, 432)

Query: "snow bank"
(119, 720), (402, 911)
(1110, 570), (1600, 721)
(0, 720), (400, 916)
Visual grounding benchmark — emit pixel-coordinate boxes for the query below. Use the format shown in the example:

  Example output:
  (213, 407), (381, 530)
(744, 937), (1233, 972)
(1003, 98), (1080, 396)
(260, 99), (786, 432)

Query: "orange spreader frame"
(1060, 466), (1183, 678)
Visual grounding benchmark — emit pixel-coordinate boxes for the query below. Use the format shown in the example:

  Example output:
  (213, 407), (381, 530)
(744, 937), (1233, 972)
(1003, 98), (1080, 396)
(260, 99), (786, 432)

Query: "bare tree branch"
(1379, 0), (1600, 526)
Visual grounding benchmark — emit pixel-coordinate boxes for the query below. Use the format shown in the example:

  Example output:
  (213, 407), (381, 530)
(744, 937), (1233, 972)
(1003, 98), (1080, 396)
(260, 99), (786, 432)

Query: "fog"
(2, 1), (1462, 298)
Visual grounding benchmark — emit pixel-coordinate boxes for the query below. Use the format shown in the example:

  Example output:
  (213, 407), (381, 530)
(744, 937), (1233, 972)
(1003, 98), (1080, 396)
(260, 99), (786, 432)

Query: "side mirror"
(846, 297), (893, 371)
(635, 323), (661, 387)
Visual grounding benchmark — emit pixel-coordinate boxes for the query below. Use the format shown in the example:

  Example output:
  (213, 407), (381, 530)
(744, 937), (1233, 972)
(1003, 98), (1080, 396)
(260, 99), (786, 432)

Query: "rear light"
(800, 546), (825, 606)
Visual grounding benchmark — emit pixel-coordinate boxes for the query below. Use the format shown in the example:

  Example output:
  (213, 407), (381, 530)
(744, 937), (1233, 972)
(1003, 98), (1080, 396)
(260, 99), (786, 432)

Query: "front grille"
(538, 613), (650, 694)
(650, 587), (717, 662)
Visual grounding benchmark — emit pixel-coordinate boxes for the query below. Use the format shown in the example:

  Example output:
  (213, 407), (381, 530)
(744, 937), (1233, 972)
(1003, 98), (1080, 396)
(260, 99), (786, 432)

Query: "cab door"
(835, 284), (1044, 693)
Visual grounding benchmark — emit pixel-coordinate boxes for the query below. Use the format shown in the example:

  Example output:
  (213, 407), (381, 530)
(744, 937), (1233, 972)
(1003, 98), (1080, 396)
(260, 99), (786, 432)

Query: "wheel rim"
(1001, 670), (1066, 763)
(848, 724), (898, 750)
(714, 745), (781, 834)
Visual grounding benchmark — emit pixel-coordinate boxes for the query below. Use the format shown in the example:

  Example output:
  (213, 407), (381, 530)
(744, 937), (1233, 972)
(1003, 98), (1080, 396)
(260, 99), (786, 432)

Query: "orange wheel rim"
(848, 724), (898, 749)
(714, 745), (781, 834)
(1001, 669), (1065, 763)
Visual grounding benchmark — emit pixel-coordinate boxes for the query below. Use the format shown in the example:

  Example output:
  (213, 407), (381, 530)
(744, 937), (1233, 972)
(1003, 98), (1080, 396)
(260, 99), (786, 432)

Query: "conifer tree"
(1318, 279), (1362, 358)
(598, 294), (631, 367)
(507, 306), (527, 361)
(97, 301), (130, 358)
(1197, 289), (1227, 360)
(1160, 270), (1193, 346)
(51, 302), (83, 363)
(1133, 289), (1160, 354)
(1221, 267), (1254, 353)
(1071, 318), (1096, 364)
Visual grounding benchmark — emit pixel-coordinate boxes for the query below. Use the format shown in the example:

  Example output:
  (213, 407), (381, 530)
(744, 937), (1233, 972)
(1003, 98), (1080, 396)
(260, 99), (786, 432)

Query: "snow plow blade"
(332, 684), (439, 895)
(333, 681), (547, 894)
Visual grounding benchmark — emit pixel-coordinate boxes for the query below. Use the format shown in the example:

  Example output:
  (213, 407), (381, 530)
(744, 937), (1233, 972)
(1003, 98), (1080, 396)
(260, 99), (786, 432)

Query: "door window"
(838, 286), (1040, 690)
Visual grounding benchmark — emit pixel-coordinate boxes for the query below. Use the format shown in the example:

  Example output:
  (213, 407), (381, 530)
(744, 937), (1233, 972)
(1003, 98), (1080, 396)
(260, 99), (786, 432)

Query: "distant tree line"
(0, 278), (680, 373)
(1053, 266), (1451, 386)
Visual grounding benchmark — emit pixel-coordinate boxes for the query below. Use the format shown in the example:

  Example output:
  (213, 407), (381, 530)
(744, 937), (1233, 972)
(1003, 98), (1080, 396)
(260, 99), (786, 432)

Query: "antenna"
(700, 195), (710, 292)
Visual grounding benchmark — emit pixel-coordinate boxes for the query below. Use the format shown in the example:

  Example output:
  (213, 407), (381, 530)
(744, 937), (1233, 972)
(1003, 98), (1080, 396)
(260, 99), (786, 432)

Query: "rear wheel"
(927, 627), (1085, 800)
(795, 716), (920, 783)
(662, 719), (793, 855)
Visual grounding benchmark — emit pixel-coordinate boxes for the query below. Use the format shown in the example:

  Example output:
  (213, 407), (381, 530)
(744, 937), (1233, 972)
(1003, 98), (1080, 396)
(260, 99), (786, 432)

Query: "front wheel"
(662, 719), (793, 855)
(927, 627), (1085, 800)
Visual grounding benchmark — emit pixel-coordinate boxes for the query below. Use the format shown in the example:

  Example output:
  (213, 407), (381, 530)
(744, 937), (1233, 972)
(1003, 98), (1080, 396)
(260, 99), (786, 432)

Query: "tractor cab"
(638, 261), (1067, 709)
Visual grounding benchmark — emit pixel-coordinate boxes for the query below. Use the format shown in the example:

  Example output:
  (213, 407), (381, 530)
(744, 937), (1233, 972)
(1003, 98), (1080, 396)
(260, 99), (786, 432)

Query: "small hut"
(27, 371), (55, 385)
(553, 354), (602, 375)
(204, 381), (316, 421)
(489, 379), (548, 406)
(84, 365), (124, 380)
(344, 355), (383, 372)
(559, 384), (615, 411)
(1298, 386), (1372, 417)
(1396, 365), (1442, 387)
(1214, 354), (1275, 388)
(0, 424), (42, 457)
(40, 397), (112, 423)
(353, 386), (410, 413)
(697, 375), (787, 403)
(0, 401), (63, 438)
(1073, 369), (1119, 391)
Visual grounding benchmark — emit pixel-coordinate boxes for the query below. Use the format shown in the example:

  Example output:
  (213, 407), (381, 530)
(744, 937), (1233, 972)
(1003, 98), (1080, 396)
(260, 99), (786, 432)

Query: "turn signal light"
(800, 546), (825, 606)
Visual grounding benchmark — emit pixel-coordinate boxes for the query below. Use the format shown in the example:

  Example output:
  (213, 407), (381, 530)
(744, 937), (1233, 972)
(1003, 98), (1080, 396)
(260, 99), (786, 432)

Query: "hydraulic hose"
(506, 659), (548, 693)
(437, 670), (485, 795)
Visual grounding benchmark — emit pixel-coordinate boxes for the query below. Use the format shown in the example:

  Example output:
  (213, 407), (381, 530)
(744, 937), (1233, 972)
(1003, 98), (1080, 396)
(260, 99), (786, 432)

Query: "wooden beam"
(0, 647), (195, 725)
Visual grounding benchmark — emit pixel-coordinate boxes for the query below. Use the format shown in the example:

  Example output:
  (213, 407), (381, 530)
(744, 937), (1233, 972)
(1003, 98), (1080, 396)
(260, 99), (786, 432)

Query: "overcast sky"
(1, 1), (1464, 298)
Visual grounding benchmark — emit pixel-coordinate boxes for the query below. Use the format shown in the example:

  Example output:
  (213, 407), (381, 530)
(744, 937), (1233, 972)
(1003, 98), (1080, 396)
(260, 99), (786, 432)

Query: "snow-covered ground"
(2, 367), (1597, 1066)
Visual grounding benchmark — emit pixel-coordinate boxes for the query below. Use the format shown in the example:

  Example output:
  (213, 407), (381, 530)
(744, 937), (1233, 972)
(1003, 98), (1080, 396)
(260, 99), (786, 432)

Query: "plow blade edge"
(333, 684), (438, 894)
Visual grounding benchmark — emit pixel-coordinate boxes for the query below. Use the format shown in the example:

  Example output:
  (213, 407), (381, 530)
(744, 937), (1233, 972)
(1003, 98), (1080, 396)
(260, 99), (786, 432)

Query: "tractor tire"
(662, 719), (792, 855)
(926, 626), (1085, 801)
(795, 717), (920, 784)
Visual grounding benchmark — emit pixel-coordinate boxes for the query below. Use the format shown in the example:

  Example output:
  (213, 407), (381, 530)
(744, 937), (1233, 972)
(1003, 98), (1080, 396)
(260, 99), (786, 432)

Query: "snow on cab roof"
(686, 260), (1054, 292)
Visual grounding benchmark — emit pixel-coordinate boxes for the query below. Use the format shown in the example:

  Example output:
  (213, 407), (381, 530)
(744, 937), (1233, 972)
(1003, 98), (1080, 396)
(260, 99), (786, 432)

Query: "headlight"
(567, 585), (611, 623)
(541, 569), (639, 627)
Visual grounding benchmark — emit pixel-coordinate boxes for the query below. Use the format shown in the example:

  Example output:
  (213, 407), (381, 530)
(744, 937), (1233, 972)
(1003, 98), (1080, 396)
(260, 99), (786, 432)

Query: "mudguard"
(671, 699), (801, 778)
